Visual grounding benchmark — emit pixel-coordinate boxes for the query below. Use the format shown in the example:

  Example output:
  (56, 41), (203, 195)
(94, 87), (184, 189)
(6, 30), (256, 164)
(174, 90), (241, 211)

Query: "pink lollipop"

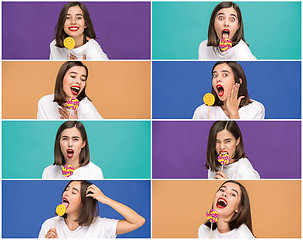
(219, 38), (232, 52)
(66, 97), (79, 110)
(206, 209), (219, 223)
(218, 153), (230, 172)
(62, 165), (74, 177)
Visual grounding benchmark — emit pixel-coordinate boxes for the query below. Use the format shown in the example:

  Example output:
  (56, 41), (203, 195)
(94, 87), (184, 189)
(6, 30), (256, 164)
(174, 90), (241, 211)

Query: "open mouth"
(222, 29), (230, 39)
(62, 198), (70, 209)
(216, 85), (224, 97)
(68, 27), (79, 32)
(216, 197), (228, 208)
(67, 149), (74, 158)
(70, 86), (80, 95)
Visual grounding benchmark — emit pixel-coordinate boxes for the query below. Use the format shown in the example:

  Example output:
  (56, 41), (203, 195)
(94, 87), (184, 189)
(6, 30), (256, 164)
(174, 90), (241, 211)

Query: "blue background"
(2, 180), (151, 238)
(152, 61), (301, 119)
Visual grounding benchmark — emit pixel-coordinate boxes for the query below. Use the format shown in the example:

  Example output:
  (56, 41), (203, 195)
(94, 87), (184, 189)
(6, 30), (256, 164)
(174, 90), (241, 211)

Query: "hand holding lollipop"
(63, 37), (76, 59)
(218, 152), (230, 172)
(206, 209), (219, 238)
(66, 97), (79, 110)
(203, 93), (215, 119)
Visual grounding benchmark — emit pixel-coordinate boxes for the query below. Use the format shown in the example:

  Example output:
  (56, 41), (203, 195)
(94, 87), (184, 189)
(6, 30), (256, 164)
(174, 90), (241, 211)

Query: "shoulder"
(38, 94), (54, 104)
(87, 39), (101, 48)
(94, 216), (118, 225)
(240, 100), (265, 119)
(42, 165), (61, 179)
(87, 162), (104, 179)
(198, 224), (210, 238)
(234, 224), (255, 238)
(41, 216), (58, 228)
(50, 39), (56, 48)
(236, 158), (260, 179)
(193, 104), (208, 119)
(199, 40), (208, 48)
(234, 40), (256, 60)
(89, 216), (118, 237)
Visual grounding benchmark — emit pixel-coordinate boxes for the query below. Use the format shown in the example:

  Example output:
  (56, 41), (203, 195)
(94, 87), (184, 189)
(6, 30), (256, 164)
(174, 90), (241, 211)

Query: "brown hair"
(206, 121), (247, 172)
(54, 121), (90, 166)
(205, 180), (254, 236)
(53, 61), (89, 105)
(207, 2), (248, 47)
(54, 2), (96, 48)
(62, 180), (99, 226)
(211, 61), (252, 107)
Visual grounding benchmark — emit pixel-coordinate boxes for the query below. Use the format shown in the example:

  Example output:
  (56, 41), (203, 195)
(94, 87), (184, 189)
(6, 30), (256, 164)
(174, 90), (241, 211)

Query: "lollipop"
(63, 37), (75, 59)
(66, 97), (79, 110)
(203, 93), (215, 119)
(218, 152), (230, 171)
(56, 204), (66, 216)
(219, 38), (232, 52)
(206, 209), (219, 238)
(62, 165), (74, 177)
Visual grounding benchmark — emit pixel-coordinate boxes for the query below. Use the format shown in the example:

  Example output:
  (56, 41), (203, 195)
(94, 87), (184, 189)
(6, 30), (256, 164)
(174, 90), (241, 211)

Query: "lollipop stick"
(210, 222), (213, 239)
(221, 165), (223, 172)
(208, 106), (210, 119)
(54, 216), (60, 228)
(68, 49), (70, 60)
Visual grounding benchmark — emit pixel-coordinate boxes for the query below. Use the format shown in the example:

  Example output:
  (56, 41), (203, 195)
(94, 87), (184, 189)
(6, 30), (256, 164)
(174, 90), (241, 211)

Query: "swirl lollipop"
(206, 209), (219, 238)
(62, 164), (74, 177)
(66, 97), (79, 110)
(218, 152), (230, 171)
(219, 38), (232, 52)
(203, 93), (215, 119)
(63, 37), (76, 59)
(54, 204), (66, 228)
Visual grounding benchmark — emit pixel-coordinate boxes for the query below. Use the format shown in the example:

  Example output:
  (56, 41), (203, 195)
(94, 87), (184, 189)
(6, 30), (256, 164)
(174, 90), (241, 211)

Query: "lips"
(68, 26), (79, 32)
(216, 197), (228, 208)
(216, 84), (224, 97)
(67, 149), (74, 158)
(222, 29), (230, 39)
(62, 198), (70, 209)
(70, 86), (80, 96)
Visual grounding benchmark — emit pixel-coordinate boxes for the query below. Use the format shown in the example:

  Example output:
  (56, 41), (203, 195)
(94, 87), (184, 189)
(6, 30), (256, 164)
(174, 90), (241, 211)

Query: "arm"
(86, 185), (145, 235)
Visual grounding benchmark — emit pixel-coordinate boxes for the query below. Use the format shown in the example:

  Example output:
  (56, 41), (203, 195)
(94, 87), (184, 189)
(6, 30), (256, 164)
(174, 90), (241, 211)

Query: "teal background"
(152, 1), (301, 59)
(2, 121), (151, 179)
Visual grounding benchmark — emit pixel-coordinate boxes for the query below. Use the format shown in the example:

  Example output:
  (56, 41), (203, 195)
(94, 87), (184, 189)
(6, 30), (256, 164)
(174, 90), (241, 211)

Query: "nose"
(224, 19), (229, 27)
(221, 192), (227, 197)
(219, 143), (225, 150)
(71, 16), (76, 25)
(68, 139), (73, 147)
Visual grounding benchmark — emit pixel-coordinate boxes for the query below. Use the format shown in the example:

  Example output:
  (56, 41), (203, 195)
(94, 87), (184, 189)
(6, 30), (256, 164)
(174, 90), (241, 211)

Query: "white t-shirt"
(198, 223), (255, 238)
(198, 39), (256, 60)
(50, 39), (109, 60)
(208, 158), (260, 179)
(37, 94), (103, 119)
(42, 161), (104, 180)
(192, 100), (265, 120)
(38, 216), (118, 238)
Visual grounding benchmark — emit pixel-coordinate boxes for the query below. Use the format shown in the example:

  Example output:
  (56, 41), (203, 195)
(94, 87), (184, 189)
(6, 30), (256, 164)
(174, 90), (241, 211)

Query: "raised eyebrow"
(229, 14), (237, 18)
(217, 13), (225, 16)
(221, 70), (230, 74)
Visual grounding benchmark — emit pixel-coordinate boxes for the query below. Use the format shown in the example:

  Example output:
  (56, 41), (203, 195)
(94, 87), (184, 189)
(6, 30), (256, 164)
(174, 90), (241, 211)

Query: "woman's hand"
(86, 184), (110, 204)
(215, 171), (228, 179)
(69, 53), (78, 60)
(226, 83), (244, 119)
(45, 228), (58, 238)
(58, 107), (78, 119)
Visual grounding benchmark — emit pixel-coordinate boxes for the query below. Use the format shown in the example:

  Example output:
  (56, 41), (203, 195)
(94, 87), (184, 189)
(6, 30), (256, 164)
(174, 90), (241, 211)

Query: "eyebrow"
(217, 13), (237, 18)
(69, 71), (87, 78)
(61, 135), (80, 138)
(66, 13), (83, 16)
(220, 186), (239, 195)
(72, 187), (80, 193)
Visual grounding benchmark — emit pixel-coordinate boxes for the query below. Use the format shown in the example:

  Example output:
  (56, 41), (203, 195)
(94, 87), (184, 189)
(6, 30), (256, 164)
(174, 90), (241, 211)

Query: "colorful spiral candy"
(66, 97), (79, 110)
(206, 209), (219, 223)
(219, 38), (232, 52)
(56, 204), (66, 216)
(218, 153), (230, 165)
(62, 165), (74, 177)
(63, 37), (76, 50)
(203, 93), (215, 106)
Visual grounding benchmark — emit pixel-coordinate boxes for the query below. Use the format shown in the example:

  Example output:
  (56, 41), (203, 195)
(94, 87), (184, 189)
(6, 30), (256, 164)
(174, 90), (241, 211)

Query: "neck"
(64, 214), (80, 231)
(73, 34), (84, 48)
(216, 218), (231, 234)
(65, 158), (81, 170)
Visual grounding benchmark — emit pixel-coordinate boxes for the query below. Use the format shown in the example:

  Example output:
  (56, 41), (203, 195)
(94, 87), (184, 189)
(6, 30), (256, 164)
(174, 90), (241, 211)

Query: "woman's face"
(214, 7), (240, 40)
(62, 181), (82, 214)
(64, 5), (86, 38)
(62, 66), (87, 100)
(213, 182), (241, 219)
(212, 63), (236, 102)
(60, 126), (86, 162)
(215, 129), (240, 160)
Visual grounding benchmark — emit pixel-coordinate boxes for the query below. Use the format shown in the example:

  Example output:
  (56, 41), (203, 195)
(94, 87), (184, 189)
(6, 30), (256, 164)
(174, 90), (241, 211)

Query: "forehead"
(216, 129), (235, 140)
(66, 66), (87, 76)
(217, 7), (238, 17)
(221, 182), (241, 195)
(67, 181), (81, 191)
(61, 126), (82, 137)
(67, 5), (84, 15)
(213, 63), (233, 74)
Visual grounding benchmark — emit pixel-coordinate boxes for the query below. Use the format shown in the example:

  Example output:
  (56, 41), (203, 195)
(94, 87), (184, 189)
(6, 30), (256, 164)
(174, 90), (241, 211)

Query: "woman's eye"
(231, 193), (236, 197)
(230, 18), (235, 22)
(77, 17), (83, 20)
(213, 74), (217, 78)
(218, 16), (223, 21)
(223, 73), (228, 77)
(81, 78), (87, 82)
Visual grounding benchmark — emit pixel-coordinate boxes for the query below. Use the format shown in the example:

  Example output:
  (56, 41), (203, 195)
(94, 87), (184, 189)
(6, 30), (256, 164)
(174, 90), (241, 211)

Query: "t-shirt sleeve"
(193, 105), (208, 119)
(236, 159), (260, 179)
(92, 218), (118, 238)
(198, 224), (209, 238)
(37, 97), (48, 119)
(78, 99), (103, 119)
(86, 40), (109, 60)
(235, 42), (257, 60)
(38, 220), (49, 238)
(49, 40), (56, 60)
(198, 42), (203, 60)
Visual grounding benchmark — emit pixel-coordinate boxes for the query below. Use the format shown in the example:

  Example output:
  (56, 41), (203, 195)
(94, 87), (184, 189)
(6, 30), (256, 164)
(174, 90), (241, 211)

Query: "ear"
(82, 140), (86, 149)
(236, 137), (240, 147)
(239, 78), (243, 85)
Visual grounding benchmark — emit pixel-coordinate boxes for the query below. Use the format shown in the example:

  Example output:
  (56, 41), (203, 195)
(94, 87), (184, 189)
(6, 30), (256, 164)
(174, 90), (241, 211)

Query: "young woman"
(38, 180), (145, 238)
(193, 61), (264, 119)
(198, 180), (255, 238)
(37, 61), (103, 119)
(50, 2), (108, 60)
(206, 121), (260, 179)
(42, 121), (104, 179)
(198, 2), (256, 60)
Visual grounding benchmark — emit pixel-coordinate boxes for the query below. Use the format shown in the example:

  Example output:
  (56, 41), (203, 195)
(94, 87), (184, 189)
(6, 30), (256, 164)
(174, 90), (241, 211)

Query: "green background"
(3, 121), (151, 179)
(152, 1), (301, 59)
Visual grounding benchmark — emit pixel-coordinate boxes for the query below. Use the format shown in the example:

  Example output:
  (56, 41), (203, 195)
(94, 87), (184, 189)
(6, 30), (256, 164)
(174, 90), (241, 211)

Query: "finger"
(237, 96), (245, 106)
(73, 109), (78, 119)
(58, 108), (69, 119)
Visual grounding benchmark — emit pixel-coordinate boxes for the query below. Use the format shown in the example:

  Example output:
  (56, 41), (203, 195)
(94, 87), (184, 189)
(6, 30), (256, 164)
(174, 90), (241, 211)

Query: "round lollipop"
(203, 93), (215, 119)
(218, 152), (230, 171)
(54, 204), (66, 228)
(63, 37), (76, 59)
(66, 97), (79, 110)
(62, 165), (74, 177)
(206, 208), (219, 238)
(219, 38), (232, 52)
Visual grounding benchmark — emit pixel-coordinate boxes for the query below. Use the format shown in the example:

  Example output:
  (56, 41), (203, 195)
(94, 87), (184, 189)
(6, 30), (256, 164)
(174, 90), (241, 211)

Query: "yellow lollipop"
(203, 93), (215, 106)
(56, 204), (66, 216)
(63, 37), (75, 50)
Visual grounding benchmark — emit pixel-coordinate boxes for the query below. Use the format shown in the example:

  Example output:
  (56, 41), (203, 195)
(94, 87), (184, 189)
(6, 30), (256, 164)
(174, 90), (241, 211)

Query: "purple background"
(2, 2), (150, 59)
(152, 121), (301, 179)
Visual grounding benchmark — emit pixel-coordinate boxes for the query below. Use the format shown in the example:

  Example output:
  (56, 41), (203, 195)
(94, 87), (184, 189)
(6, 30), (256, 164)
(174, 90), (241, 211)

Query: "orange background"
(152, 180), (301, 238)
(2, 61), (151, 119)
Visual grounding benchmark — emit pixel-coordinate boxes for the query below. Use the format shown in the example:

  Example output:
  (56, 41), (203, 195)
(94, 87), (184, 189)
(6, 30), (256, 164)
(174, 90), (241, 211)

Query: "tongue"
(62, 202), (69, 208)
(222, 33), (229, 39)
